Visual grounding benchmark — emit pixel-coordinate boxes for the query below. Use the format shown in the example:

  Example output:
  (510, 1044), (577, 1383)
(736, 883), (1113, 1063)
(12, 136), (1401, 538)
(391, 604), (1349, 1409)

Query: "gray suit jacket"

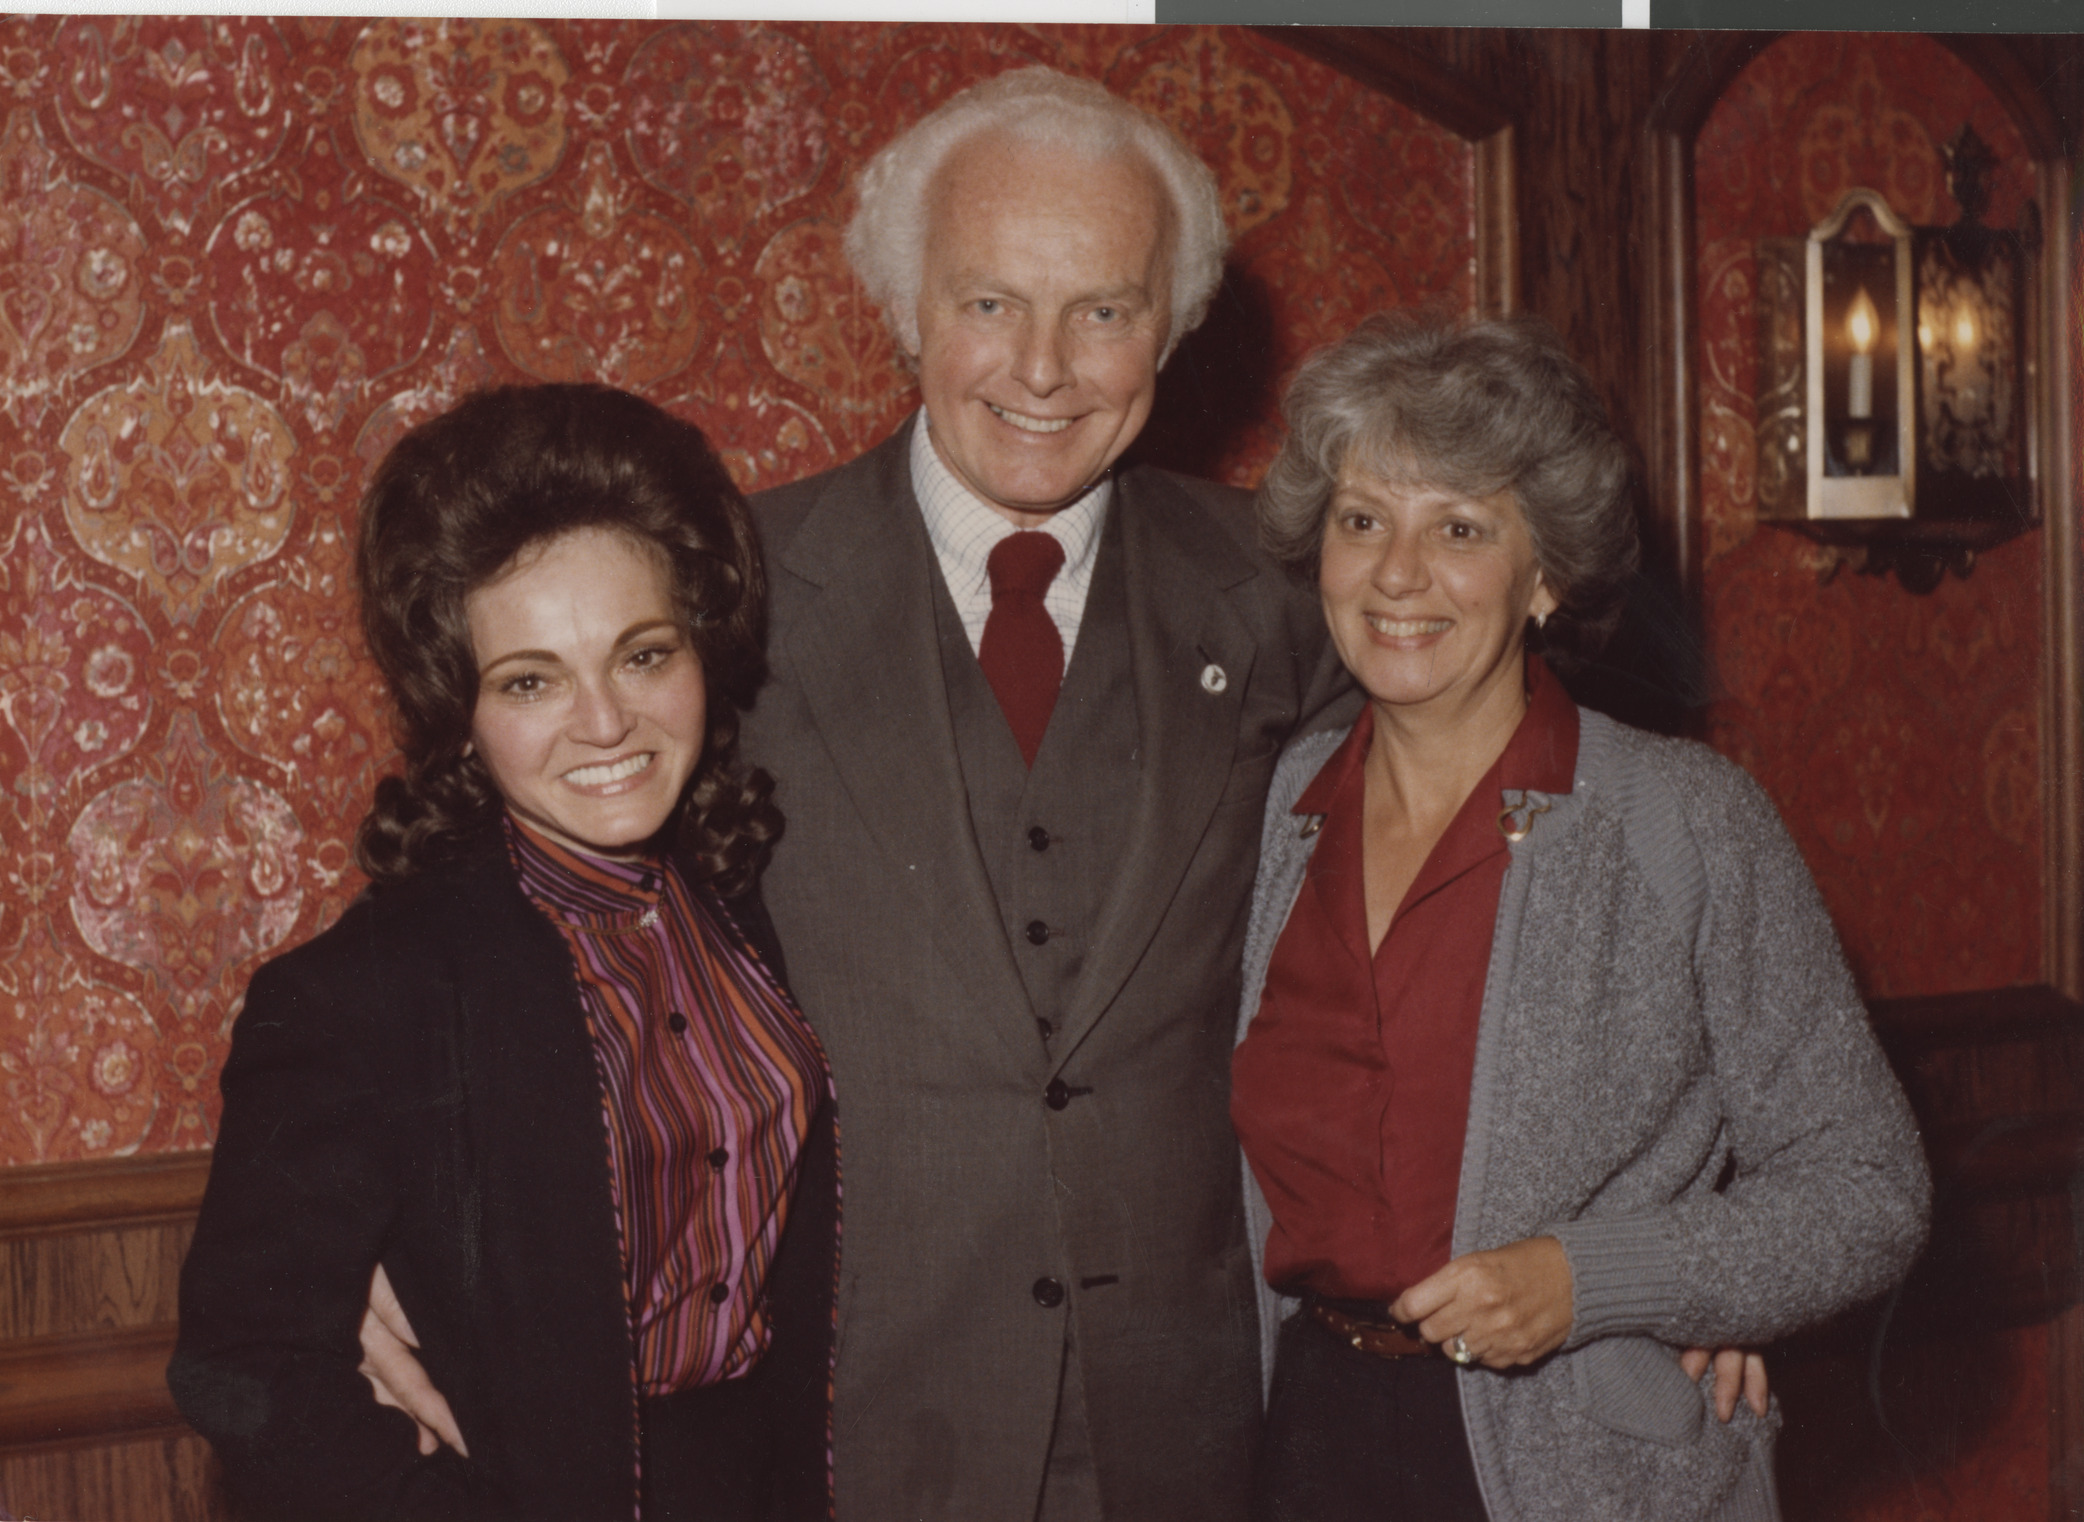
(742, 419), (1337, 1522)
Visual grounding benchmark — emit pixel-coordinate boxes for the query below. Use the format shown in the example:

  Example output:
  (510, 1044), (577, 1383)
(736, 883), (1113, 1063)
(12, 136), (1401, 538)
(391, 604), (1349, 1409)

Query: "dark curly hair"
(353, 383), (778, 896)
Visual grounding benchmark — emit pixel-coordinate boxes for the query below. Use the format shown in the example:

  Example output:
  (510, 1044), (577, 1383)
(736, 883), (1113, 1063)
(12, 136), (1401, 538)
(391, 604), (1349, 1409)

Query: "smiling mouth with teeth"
(989, 404), (1074, 435)
(563, 753), (654, 788)
(1365, 616), (1454, 638)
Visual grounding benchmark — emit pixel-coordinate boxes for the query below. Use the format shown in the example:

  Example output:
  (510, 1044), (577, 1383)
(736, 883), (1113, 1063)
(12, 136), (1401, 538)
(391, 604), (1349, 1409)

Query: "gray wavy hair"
(1259, 313), (1639, 657)
(844, 66), (1228, 361)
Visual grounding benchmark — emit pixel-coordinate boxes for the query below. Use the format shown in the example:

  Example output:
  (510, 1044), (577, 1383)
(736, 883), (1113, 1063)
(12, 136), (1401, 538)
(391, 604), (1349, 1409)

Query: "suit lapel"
(1053, 467), (1260, 1056)
(774, 423), (1040, 1066)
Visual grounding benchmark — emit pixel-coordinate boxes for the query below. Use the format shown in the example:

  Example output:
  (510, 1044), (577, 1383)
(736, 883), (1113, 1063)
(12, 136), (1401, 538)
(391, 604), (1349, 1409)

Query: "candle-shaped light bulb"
(1847, 288), (1877, 353)
(1846, 286), (1878, 420)
(1953, 307), (1977, 351)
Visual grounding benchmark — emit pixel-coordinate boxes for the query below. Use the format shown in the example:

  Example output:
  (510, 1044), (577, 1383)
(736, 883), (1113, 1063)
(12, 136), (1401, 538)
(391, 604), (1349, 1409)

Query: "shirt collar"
(1505, 655), (1580, 797)
(909, 409), (1109, 595)
(1293, 655), (1580, 818)
(505, 813), (667, 930)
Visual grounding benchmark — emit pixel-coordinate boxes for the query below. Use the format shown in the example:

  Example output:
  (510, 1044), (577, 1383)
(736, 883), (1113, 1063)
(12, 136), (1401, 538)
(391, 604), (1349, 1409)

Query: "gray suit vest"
(934, 508), (1141, 1043)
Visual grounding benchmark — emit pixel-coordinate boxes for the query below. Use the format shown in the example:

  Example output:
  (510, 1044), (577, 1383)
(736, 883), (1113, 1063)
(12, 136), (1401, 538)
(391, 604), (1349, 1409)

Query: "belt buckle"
(1309, 1300), (1437, 1359)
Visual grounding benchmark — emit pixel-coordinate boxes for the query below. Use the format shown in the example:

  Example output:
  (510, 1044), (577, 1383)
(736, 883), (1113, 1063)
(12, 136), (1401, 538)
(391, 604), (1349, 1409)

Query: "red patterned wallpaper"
(0, 18), (1474, 1165)
(1695, 32), (2043, 1000)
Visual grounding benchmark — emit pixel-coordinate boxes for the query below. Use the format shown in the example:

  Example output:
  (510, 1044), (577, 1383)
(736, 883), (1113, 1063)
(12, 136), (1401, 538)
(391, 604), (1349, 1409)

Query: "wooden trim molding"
(0, 1150), (210, 1240)
(1871, 986), (2084, 1185)
(1868, 983), (2084, 1332)
(2056, 1298), (2084, 1522)
(1254, 26), (1517, 316)
(1253, 26), (1508, 140)
(0, 1324), (182, 1450)
(1640, 123), (1698, 600)
(2041, 154), (2084, 1003)
(1641, 31), (1775, 606)
(1472, 124), (1516, 318)
(0, 1152), (209, 1455)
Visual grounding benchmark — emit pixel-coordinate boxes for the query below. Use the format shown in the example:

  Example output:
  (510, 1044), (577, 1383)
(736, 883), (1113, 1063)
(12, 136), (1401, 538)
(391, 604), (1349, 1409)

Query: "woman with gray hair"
(1231, 314), (1928, 1519)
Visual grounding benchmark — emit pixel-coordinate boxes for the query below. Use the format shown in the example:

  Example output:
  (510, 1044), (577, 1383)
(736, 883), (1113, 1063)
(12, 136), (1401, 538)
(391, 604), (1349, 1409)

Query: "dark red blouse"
(1231, 659), (1578, 1302)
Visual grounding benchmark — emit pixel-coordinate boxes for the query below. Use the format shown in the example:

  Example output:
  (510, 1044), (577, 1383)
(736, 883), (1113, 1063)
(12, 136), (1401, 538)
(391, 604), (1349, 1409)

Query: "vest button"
(1028, 826), (1051, 852)
(1045, 1078), (1071, 1110)
(708, 1146), (729, 1170)
(1036, 1018), (1054, 1042)
(668, 1012), (688, 1034)
(709, 1282), (731, 1305)
(1025, 920), (1050, 946)
(1032, 1277), (1065, 1308)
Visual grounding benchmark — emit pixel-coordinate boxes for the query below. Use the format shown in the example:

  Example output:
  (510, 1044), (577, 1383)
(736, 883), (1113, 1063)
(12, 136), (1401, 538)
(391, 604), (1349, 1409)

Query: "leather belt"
(1309, 1300), (1439, 1359)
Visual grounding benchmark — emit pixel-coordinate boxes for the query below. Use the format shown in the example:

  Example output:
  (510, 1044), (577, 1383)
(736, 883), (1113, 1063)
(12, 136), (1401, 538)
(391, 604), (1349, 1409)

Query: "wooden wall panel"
(0, 1225), (191, 1343)
(0, 1428), (219, 1522)
(1387, 30), (1678, 461)
(0, 1155), (219, 1522)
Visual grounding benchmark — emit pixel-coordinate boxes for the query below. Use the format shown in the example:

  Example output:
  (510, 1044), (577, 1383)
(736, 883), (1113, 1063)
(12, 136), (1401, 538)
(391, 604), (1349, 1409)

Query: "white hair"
(843, 66), (1229, 361)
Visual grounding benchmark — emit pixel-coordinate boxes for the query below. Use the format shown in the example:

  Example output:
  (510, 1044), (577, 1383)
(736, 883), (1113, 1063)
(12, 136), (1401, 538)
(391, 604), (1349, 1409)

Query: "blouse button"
(708, 1282), (731, 1305)
(668, 1012), (688, 1034)
(708, 1146), (729, 1170)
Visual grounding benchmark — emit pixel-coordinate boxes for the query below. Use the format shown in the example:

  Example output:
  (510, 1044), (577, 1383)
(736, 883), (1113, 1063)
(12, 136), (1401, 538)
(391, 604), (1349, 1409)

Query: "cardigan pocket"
(1569, 1336), (1705, 1447)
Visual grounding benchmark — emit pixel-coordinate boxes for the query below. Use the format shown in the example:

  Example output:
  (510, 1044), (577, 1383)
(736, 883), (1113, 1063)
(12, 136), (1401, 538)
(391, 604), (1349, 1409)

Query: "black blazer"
(169, 830), (837, 1522)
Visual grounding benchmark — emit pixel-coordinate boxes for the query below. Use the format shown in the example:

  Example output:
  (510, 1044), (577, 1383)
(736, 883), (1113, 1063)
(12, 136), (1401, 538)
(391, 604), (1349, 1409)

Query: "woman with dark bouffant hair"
(171, 385), (836, 1522)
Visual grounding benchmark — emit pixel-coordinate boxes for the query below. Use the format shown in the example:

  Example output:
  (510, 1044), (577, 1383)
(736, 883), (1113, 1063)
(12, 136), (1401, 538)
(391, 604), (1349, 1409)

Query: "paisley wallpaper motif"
(0, 17), (1474, 1163)
(1695, 32), (2043, 999)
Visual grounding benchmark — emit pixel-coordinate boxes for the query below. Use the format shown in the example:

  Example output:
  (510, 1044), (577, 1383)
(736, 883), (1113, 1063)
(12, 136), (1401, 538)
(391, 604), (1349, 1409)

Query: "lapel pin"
(1199, 663), (1228, 695)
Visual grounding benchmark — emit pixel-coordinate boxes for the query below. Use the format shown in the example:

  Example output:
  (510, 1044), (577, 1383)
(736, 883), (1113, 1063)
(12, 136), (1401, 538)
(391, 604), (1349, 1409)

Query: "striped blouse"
(507, 816), (830, 1396)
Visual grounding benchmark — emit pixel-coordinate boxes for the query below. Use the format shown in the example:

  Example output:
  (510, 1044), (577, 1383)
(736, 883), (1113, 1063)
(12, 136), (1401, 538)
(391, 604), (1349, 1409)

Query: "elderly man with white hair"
(734, 67), (1337, 1521)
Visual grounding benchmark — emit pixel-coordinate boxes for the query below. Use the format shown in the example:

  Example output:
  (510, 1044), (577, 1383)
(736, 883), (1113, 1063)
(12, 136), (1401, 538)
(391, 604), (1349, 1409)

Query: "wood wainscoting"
(0, 980), (2076, 1521)
(0, 1150), (219, 1522)
(1777, 984), (2084, 1520)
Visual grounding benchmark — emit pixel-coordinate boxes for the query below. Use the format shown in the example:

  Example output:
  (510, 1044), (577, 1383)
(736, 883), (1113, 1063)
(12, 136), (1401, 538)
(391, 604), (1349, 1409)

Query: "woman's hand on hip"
(360, 1264), (469, 1458)
(1389, 1236), (1574, 1369)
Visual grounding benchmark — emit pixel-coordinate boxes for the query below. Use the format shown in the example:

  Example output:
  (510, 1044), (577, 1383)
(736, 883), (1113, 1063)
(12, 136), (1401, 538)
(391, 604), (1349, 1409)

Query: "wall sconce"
(1756, 126), (2040, 593)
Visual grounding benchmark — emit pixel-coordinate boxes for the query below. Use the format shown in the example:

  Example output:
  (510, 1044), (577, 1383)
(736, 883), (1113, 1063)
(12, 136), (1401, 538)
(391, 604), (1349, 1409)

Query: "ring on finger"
(1445, 1335), (1476, 1366)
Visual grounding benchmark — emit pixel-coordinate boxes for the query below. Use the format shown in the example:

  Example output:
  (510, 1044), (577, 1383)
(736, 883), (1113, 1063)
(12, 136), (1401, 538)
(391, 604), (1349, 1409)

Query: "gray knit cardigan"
(1235, 707), (1931, 1522)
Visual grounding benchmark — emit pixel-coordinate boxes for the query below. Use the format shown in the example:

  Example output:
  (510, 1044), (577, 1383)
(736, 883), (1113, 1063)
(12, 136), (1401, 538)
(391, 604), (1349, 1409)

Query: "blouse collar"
(505, 814), (669, 933)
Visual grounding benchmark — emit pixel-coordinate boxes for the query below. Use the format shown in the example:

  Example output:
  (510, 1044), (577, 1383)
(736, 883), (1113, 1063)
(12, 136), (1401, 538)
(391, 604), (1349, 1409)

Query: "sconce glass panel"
(1821, 244), (1900, 479)
(1804, 189), (1916, 521)
(1918, 239), (2013, 475)
(1913, 222), (2029, 524)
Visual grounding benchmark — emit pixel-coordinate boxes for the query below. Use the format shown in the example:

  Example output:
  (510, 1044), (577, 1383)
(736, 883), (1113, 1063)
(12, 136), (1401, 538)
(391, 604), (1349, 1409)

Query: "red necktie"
(979, 532), (1066, 767)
